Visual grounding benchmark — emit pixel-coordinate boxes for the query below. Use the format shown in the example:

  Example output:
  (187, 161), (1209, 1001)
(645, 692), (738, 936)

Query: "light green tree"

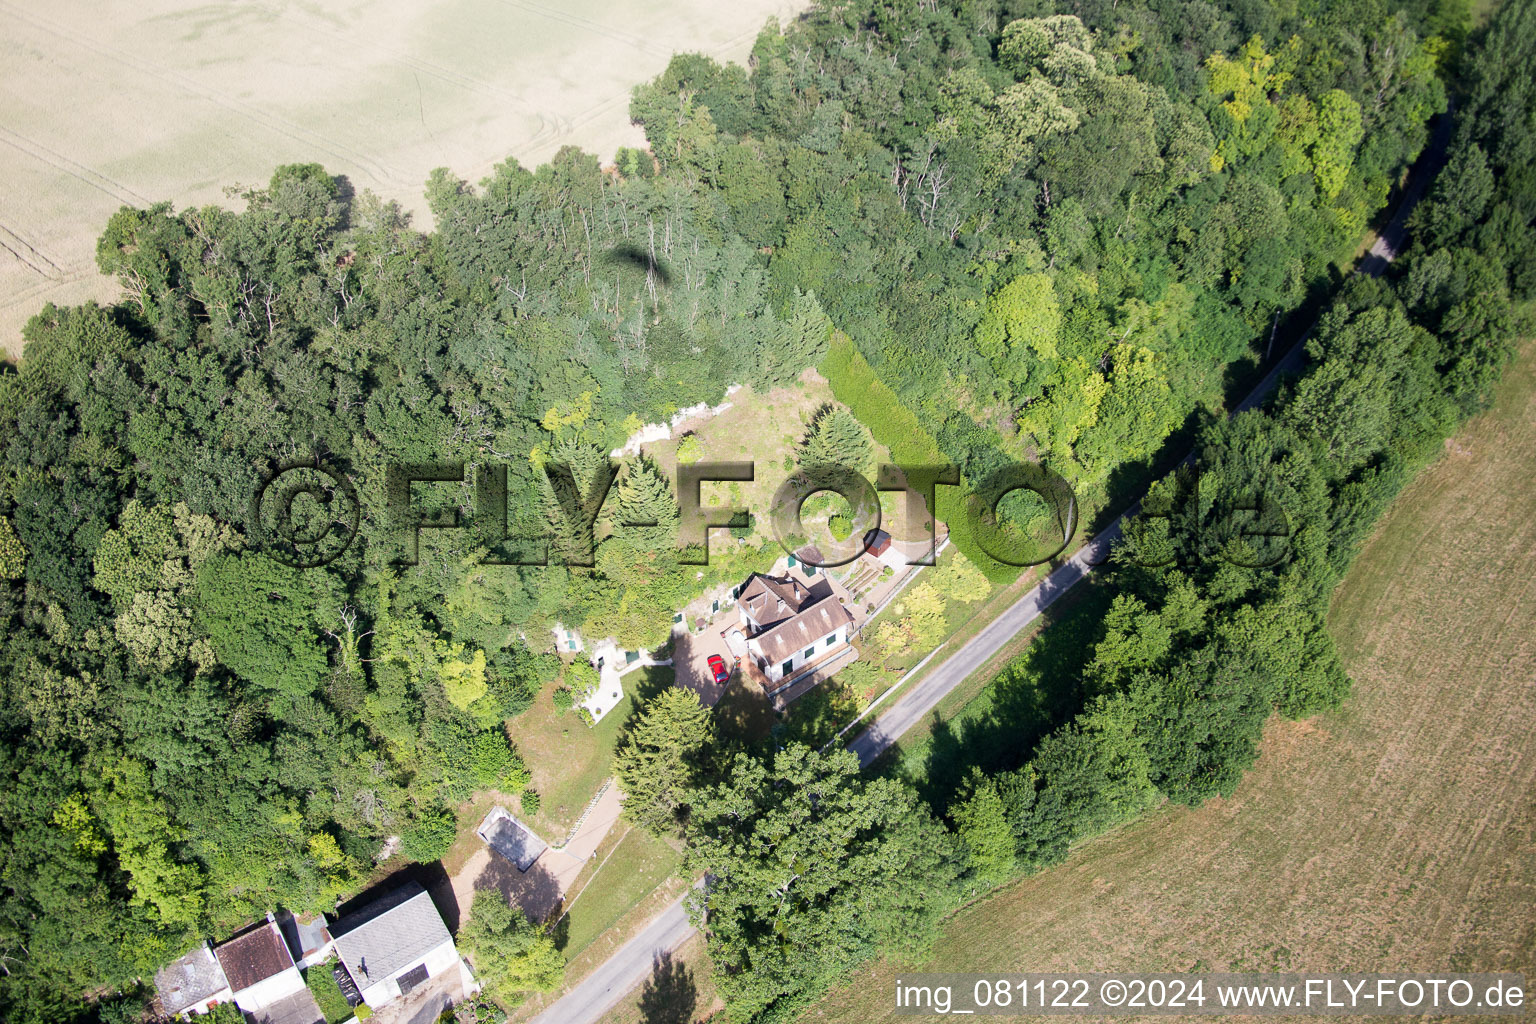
(101, 759), (206, 928)
(441, 648), (490, 711)
(0, 515), (26, 579)
(460, 889), (564, 1002)
(94, 501), (235, 672)
(1311, 89), (1365, 198)
(114, 590), (208, 672)
(950, 769), (1016, 887)
(675, 434), (703, 464)
(974, 273), (1061, 391)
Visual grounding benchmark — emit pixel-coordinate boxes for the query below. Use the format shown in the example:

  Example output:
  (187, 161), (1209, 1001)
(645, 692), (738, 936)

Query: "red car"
(707, 654), (731, 685)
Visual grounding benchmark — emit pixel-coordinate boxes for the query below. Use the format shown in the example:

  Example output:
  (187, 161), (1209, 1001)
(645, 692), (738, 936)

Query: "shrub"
(566, 660), (600, 700)
(470, 730), (530, 792)
(551, 687), (575, 714)
(402, 805), (457, 863)
(520, 790), (541, 816)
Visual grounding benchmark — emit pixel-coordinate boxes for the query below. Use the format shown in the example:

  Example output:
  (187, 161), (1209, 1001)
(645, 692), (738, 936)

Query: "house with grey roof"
(737, 571), (854, 683)
(327, 881), (464, 1009)
(155, 943), (234, 1018)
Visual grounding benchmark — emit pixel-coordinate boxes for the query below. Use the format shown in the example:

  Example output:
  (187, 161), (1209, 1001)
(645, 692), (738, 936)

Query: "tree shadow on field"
(712, 675), (777, 752)
(638, 951), (698, 1024)
(472, 846), (564, 925)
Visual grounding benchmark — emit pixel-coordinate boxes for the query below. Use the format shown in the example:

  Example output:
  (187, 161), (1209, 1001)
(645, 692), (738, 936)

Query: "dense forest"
(0, 0), (1529, 1020)
(659, 3), (1531, 1022)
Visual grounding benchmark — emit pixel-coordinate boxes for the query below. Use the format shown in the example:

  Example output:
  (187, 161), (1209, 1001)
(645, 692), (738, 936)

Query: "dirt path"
(450, 784), (626, 925)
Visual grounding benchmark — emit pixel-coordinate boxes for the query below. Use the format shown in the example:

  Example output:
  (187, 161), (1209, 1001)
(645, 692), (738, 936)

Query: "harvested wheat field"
(597, 341), (1536, 1024)
(0, 0), (803, 358)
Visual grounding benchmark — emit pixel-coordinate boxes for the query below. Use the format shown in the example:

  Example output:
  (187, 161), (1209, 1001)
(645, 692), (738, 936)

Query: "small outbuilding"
(155, 944), (233, 1018)
(477, 805), (549, 872)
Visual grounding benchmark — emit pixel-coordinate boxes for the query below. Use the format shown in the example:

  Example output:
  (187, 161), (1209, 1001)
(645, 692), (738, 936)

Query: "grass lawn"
(850, 549), (995, 673)
(647, 377), (835, 520)
(593, 932), (723, 1024)
(870, 578), (1111, 807)
(508, 677), (642, 839)
(643, 372), (905, 538)
(441, 667), (680, 875)
(302, 962), (353, 1024)
(443, 666), (669, 876)
(559, 827), (686, 959)
(712, 674), (778, 747)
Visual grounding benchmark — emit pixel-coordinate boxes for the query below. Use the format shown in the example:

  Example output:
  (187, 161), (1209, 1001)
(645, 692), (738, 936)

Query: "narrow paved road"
(527, 106), (1455, 1024)
(531, 884), (700, 1024)
(850, 99), (1453, 770)
(846, 521), (1119, 765)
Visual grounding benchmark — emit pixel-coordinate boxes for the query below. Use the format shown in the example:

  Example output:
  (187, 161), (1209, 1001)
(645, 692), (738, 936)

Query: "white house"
(736, 572), (854, 684)
(155, 943), (233, 1018)
(329, 882), (462, 1009)
(213, 916), (322, 1024)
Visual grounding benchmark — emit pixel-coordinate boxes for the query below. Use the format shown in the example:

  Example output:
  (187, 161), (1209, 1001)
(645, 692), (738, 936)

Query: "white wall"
(760, 627), (846, 684)
(232, 967), (304, 1012)
(359, 940), (460, 1008)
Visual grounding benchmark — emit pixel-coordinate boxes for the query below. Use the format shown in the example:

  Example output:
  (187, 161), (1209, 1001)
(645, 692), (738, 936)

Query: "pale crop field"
(0, 0), (804, 358)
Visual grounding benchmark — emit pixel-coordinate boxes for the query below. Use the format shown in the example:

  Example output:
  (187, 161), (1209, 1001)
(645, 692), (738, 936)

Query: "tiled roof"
(245, 988), (324, 1024)
(329, 883), (453, 989)
(750, 595), (853, 666)
(739, 573), (812, 628)
(155, 944), (230, 1014)
(215, 922), (295, 993)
